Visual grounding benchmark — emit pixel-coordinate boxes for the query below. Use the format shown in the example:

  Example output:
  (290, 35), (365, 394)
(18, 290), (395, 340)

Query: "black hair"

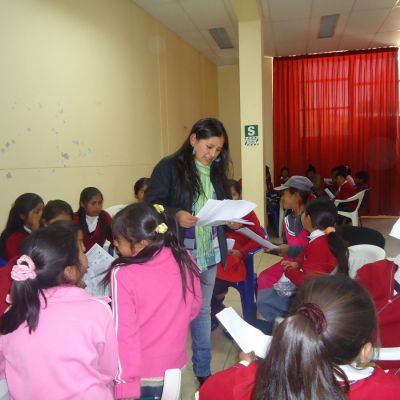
(307, 164), (317, 174)
(0, 221), (81, 334)
(335, 166), (348, 179)
(134, 177), (151, 197)
(103, 203), (200, 300)
(281, 166), (289, 174)
(0, 193), (44, 259)
(355, 171), (369, 183)
(76, 187), (109, 247)
(287, 187), (310, 205)
(41, 200), (73, 225)
(172, 118), (231, 204)
(228, 179), (242, 197)
(252, 275), (377, 400)
(304, 198), (349, 275)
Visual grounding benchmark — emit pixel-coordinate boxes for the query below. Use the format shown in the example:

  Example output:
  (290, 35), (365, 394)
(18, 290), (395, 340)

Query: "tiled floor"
(181, 217), (400, 400)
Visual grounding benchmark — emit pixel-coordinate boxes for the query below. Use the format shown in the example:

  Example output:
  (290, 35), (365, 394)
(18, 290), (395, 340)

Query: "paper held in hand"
(324, 188), (335, 200)
(83, 244), (115, 297)
(216, 307), (272, 358)
(195, 199), (256, 227)
(237, 227), (278, 250)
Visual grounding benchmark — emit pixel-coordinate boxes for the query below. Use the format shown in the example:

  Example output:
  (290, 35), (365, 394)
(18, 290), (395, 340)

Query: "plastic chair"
(228, 229), (268, 323)
(334, 189), (367, 226)
(348, 244), (386, 278)
(0, 259), (7, 268)
(0, 380), (8, 400)
(161, 368), (181, 400)
(105, 204), (127, 218)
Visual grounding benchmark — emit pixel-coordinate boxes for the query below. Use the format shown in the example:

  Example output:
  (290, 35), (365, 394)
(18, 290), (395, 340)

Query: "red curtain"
(273, 48), (400, 215)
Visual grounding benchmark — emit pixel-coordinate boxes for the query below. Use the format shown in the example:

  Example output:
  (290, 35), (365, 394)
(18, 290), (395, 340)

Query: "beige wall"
(218, 65), (241, 179)
(0, 0), (218, 224)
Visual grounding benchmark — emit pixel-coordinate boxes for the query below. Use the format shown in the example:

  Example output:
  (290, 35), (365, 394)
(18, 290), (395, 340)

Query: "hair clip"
(11, 255), (37, 281)
(324, 227), (336, 235)
(153, 204), (165, 214)
(155, 223), (168, 234)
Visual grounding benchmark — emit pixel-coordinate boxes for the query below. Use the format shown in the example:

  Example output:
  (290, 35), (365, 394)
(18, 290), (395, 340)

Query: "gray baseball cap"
(274, 175), (313, 192)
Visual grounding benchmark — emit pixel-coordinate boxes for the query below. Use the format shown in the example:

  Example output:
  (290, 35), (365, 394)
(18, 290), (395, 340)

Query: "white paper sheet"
(83, 244), (114, 297)
(389, 218), (400, 240)
(227, 238), (235, 251)
(195, 199), (256, 227)
(324, 188), (335, 199)
(216, 307), (272, 358)
(237, 227), (278, 250)
(375, 347), (400, 361)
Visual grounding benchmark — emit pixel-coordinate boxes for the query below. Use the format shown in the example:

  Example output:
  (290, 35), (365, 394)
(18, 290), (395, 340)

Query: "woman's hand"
(176, 210), (198, 228)
(239, 351), (256, 363)
(226, 222), (243, 230)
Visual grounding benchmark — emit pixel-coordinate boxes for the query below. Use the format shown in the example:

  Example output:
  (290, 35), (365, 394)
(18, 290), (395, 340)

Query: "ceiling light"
(318, 14), (339, 39)
(208, 28), (234, 49)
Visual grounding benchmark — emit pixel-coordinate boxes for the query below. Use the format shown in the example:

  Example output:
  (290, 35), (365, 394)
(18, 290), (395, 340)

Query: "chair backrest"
(161, 368), (181, 400)
(348, 244), (386, 278)
(339, 225), (385, 249)
(105, 204), (127, 218)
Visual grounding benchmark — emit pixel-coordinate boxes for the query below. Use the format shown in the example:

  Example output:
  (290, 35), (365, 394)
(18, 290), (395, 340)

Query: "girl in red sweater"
(257, 198), (349, 323)
(74, 187), (112, 251)
(0, 193), (44, 261)
(200, 275), (400, 400)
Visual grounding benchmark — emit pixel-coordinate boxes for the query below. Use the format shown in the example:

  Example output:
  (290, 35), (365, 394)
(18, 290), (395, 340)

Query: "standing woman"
(145, 118), (231, 384)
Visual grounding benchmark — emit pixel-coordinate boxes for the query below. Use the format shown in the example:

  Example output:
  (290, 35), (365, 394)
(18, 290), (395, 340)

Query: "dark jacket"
(145, 154), (230, 266)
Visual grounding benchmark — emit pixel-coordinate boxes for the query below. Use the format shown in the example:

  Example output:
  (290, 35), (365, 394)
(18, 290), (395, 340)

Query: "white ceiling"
(133, 0), (400, 65)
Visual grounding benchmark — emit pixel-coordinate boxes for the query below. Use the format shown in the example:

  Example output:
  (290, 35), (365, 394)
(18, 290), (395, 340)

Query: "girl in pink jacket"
(0, 221), (118, 399)
(104, 203), (202, 399)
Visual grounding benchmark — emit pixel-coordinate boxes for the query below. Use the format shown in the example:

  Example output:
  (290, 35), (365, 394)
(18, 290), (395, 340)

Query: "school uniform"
(356, 259), (400, 369)
(335, 181), (357, 211)
(199, 362), (400, 400)
(111, 247), (202, 399)
(3, 230), (29, 261)
(73, 210), (113, 251)
(0, 285), (118, 399)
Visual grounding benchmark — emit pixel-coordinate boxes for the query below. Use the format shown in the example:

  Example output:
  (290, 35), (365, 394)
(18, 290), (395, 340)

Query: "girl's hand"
(229, 249), (243, 259)
(176, 210), (198, 228)
(281, 260), (299, 270)
(239, 351), (256, 363)
(265, 244), (289, 256)
(226, 222), (243, 230)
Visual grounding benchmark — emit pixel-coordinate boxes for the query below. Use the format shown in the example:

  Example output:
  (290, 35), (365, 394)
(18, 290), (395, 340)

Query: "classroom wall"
(0, 0), (218, 224)
(218, 64), (241, 179)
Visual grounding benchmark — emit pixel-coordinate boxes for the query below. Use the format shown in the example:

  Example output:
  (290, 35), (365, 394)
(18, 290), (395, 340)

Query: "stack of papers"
(389, 218), (400, 240)
(83, 244), (115, 297)
(216, 307), (272, 358)
(195, 199), (256, 227)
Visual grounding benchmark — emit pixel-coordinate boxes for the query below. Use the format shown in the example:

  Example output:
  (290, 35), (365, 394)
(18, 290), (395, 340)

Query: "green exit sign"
(244, 124), (259, 146)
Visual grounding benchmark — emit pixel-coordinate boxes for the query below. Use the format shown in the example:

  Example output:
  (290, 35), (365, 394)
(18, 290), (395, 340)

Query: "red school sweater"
(285, 233), (338, 286)
(216, 211), (264, 282)
(3, 230), (29, 261)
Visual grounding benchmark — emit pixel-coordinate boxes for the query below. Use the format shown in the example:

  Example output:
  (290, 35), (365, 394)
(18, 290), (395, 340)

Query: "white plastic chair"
(348, 244), (386, 278)
(0, 380), (9, 400)
(105, 204), (127, 218)
(161, 368), (181, 400)
(334, 189), (367, 226)
(374, 347), (400, 361)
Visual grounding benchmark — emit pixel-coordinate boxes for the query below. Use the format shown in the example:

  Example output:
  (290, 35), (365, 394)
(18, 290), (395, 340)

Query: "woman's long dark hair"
(0, 221), (81, 335)
(305, 198), (349, 274)
(103, 203), (200, 300)
(252, 275), (377, 400)
(41, 199), (73, 225)
(0, 193), (43, 258)
(77, 187), (109, 246)
(173, 118), (231, 203)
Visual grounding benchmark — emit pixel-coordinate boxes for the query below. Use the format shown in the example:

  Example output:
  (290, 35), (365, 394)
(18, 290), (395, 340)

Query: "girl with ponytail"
(103, 202), (202, 399)
(0, 221), (118, 399)
(257, 197), (349, 323)
(201, 275), (400, 400)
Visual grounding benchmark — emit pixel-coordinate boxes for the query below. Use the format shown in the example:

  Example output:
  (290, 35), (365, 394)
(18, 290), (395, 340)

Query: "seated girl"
(257, 176), (313, 292)
(257, 198), (349, 323)
(211, 180), (264, 328)
(0, 193), (44, 261)
(200, 275), (400, 400)
(74, 187), (112, 251)
(41, 199), (74, 226)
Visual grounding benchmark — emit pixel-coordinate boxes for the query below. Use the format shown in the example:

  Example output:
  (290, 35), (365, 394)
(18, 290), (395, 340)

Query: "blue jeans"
(257, 288), (293, 321)
(191, 265), (217, 377)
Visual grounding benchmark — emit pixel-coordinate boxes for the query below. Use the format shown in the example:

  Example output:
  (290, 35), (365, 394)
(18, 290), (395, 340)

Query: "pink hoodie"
(0, 285), (118, 399)
(111, 247), (202, 399)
